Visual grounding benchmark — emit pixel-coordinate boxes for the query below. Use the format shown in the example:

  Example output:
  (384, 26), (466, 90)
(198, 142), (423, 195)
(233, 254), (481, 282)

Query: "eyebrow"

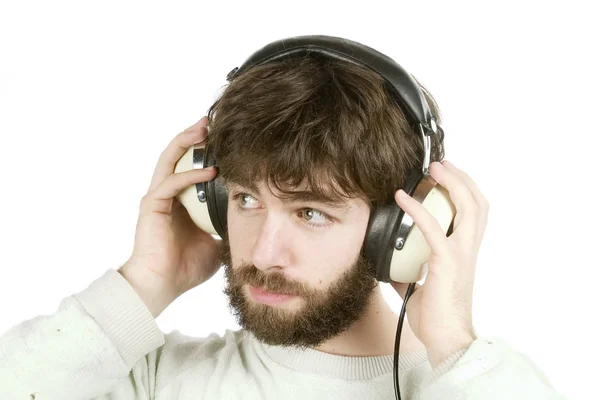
(226, 183), (351, 212)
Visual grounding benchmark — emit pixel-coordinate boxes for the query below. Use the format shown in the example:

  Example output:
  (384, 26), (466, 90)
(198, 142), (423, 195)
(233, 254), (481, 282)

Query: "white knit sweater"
(0, 269), (565, 399)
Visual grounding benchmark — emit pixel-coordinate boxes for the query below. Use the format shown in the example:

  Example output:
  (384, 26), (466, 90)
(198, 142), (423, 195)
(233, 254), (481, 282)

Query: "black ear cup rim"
(213, 36), (443, 257)
(203, 144), (228, 238)
(363, 169), (424, 282)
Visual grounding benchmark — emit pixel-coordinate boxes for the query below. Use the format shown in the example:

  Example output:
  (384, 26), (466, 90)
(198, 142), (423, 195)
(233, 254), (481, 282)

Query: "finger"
(148, 117), (210, 192)
(441, 160), (489, 213)
(395, 189), (453, 259)
(183, 116), (209, 132)
(142, 167), (217, 215)
(428, 162), (478, 236)
(440, 160), (489, 245)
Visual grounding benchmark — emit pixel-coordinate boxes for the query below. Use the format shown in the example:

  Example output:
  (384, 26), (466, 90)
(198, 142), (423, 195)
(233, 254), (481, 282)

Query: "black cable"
(393, 282), (417, 400)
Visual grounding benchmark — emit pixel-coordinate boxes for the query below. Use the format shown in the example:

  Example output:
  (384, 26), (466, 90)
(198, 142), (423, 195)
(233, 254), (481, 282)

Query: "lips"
(248, 284), (296, 306)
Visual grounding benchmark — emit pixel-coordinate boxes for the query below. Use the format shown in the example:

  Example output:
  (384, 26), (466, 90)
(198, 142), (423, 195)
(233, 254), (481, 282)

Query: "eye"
(235, 193), (260, 209)
(298, 209), (331, 227)
(231, 192), (333, 228)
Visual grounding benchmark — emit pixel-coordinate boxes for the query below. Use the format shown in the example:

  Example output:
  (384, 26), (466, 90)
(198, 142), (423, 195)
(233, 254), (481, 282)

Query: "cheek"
(300, 228), (366, 288)
(226, 206), (258, 265)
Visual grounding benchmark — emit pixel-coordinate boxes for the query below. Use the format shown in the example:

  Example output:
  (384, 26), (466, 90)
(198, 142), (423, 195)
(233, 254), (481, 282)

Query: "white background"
(0, 1), (597, 399)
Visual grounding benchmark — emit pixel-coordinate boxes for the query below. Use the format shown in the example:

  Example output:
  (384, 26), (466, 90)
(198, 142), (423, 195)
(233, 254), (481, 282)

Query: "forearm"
(0, 269), (165, 400)
(420, 337), (567, 400)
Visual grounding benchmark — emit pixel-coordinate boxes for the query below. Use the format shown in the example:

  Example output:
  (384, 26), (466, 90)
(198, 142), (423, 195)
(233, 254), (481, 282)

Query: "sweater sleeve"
(0, 269), (165, 400)
(418, 337), (567, 400)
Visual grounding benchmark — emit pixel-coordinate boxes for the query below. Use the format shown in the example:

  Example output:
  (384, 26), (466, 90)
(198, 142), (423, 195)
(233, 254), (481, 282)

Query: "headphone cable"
(393, 282), (417, 400)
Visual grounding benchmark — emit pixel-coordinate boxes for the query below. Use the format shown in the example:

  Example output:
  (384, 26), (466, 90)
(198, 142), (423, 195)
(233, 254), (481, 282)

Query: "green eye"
(231, 192), (260, 210)
(300, 209), (329, 224)
(232, 192), (333, 229)
(239, 194), (259, 208)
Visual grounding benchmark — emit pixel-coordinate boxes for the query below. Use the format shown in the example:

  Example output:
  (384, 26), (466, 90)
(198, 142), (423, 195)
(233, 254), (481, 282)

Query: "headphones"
(175, 35), (456, 284)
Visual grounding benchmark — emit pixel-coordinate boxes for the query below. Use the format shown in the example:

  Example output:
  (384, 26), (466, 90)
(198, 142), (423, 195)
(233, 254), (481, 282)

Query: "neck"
(312, 286), (425, 357)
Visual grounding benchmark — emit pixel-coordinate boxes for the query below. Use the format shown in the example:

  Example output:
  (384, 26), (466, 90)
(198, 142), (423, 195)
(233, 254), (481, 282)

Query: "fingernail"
(397, 189), (409, 198)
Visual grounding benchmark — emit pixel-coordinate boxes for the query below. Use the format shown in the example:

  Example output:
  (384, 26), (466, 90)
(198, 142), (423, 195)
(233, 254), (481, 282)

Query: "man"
(0, 55), (565, 399)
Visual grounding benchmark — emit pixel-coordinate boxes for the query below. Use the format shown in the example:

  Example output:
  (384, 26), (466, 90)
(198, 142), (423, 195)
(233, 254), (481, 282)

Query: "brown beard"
(217, 234), (378, 348)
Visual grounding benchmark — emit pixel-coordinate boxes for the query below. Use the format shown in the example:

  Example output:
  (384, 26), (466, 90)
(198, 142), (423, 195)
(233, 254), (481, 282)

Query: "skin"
(221, 180), (426, 356)
(223, 159), (488, 368)
(120, 117), (489, 369)
(391, 160), (487, 367)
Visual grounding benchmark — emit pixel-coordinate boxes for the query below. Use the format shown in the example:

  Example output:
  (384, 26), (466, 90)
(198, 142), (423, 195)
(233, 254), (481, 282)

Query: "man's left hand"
(391, 159), (489, 368)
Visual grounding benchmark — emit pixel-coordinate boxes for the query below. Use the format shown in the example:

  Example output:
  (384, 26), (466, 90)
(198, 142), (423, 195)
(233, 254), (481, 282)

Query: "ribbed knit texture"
(74, 268), (165, 368)
(0, 268), (566, 400)
(258, 335), (430, 380)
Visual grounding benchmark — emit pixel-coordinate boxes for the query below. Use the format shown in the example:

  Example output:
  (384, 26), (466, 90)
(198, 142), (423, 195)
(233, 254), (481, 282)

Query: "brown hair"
(204, 54), (444, 208)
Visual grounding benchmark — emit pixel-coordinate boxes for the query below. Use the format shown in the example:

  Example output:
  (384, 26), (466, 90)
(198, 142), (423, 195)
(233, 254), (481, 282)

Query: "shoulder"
(160, 328), (248, 366)
(148, 329), (251, 393)
(146, 330), (251, 398)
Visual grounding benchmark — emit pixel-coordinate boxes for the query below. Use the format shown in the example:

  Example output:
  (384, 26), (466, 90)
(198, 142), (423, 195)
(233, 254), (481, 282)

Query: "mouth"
(247, 284), (297, 306)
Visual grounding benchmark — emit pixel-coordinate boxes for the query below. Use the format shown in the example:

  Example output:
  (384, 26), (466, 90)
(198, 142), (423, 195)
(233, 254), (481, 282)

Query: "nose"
(250, 212), (293, 273)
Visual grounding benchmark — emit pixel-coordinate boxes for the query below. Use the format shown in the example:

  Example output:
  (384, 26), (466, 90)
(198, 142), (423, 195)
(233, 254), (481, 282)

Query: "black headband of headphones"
(203, 35), (446, 247)
(225, 35), (442, 138)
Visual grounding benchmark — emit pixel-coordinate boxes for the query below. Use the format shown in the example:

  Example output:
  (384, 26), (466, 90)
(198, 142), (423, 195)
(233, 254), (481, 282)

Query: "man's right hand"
(119, 116), (221, 317)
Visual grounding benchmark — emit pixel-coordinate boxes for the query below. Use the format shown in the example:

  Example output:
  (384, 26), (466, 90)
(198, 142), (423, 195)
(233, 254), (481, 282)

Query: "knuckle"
(140, 193), (152, 207)
(178, 129), (191, 141)
(140, 193), (171, 214)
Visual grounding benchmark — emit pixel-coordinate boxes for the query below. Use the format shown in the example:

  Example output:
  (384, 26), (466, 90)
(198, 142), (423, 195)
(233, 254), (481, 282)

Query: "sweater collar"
(246, 330), (428, 380)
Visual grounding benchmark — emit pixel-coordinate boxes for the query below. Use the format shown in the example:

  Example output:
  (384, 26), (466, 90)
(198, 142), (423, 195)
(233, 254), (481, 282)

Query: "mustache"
(233, 263), (311, 297)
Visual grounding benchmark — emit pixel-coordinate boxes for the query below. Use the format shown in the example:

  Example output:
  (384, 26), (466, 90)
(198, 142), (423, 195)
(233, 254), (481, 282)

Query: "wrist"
(425, 330), (476, 369)
(118, 264), (180, 318)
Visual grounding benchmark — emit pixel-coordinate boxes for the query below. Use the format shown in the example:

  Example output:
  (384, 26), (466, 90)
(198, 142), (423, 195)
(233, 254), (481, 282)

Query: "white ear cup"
(174, 146), (218, 235)
(389, 184), (456, 283)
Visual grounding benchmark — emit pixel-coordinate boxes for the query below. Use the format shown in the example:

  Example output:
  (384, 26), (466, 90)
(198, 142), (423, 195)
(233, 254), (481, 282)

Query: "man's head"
(205, 55), (444, 348)
(216, 183), (377, 348)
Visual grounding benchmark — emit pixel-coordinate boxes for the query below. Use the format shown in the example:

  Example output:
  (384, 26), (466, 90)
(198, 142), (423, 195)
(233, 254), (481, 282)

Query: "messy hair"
(204, 54), (444, 208)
